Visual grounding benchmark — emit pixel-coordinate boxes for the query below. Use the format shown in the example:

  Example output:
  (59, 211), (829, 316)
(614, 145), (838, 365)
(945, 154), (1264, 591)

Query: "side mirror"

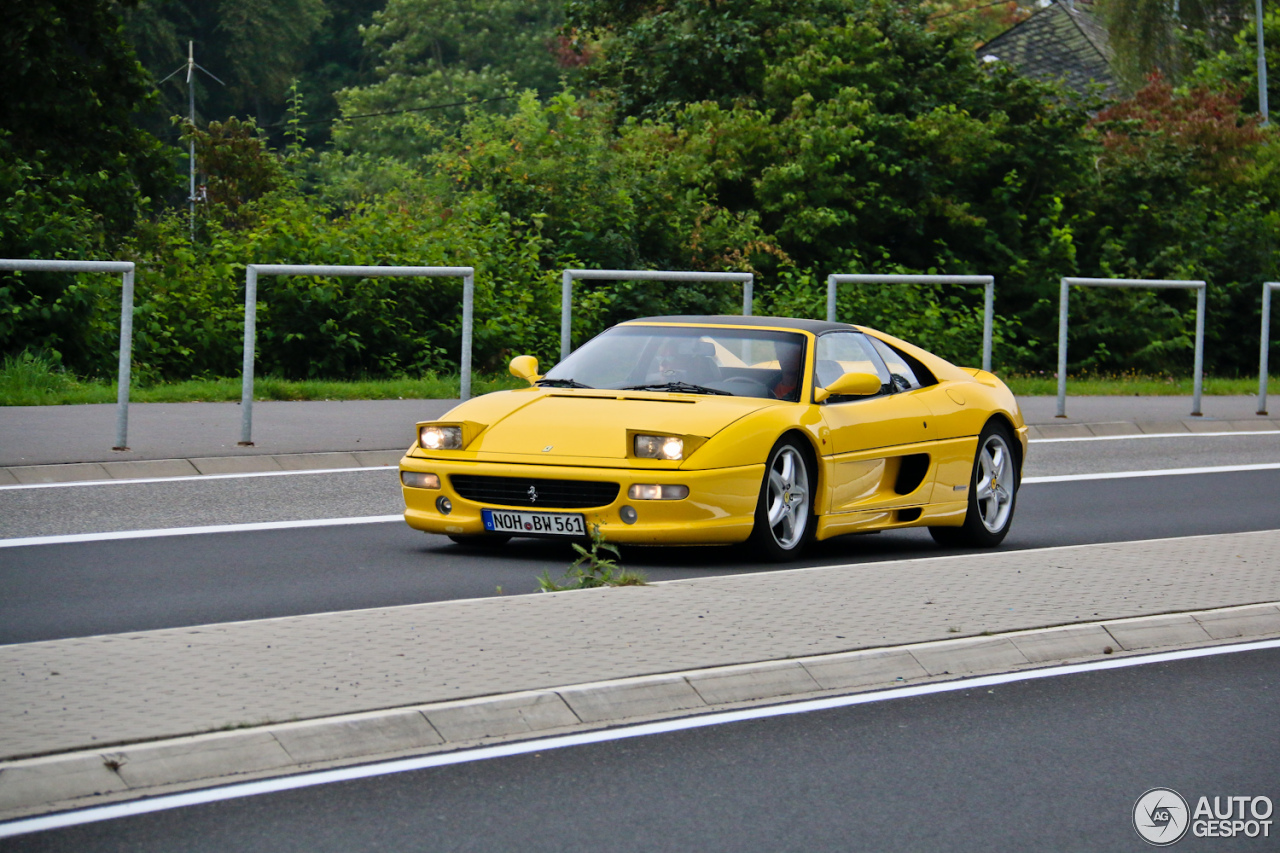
(813, 371), (882, 403)
(509, 355), (542, 385)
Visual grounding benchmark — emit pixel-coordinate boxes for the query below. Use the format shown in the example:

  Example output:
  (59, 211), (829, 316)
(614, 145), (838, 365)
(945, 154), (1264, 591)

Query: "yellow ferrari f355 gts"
(400, 315), (1027, 561)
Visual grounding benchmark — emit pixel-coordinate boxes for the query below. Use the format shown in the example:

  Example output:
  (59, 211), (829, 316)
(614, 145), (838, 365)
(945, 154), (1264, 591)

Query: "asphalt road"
(1, 432), (1279, 645)
(4, 432), (1279, 541)
(2, 465), (1280, 644)
(8, 645), (1278, 852)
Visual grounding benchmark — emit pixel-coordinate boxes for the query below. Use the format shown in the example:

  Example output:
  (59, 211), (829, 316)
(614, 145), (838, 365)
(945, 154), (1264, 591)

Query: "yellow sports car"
(400, 315), (1027, 560)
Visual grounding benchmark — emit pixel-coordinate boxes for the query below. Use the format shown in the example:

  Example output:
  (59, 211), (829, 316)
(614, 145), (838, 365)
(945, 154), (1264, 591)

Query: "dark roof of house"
(978, 0), (1118, 97)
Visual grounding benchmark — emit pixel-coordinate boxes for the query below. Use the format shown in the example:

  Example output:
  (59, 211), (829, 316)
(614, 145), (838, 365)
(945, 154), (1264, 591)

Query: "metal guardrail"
(1057, 277), (1207, 418)
(559, 269), (754, 360)
(825, 274), (995, 372)
(239, 265), (475, 446)
(0, 259), (136, 450)
(1259, 282), (1279, 415)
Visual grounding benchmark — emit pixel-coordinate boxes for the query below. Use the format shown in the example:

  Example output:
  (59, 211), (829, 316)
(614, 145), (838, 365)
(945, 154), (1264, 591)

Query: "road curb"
(2, 418), (1277, 487)
(1024, 418), (1279, 440)
(3, 601), (1278, 821)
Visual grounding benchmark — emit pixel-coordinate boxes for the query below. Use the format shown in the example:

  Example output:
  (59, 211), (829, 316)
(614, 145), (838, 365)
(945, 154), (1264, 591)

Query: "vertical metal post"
(1259, 0), (1270, 125)
(1261, 283), (1275, 415)
(825, 274), (994, 369)
(560, 270), (573, 362)
(1191, 285), (1205, 416)
(239, 265), (258, 446)
(460, 272), (474, 401)
(982, 278), (994, 373)
(742, 277), (753, 317)
(188, 42), (196, 241)
(113, 268), (135, 450)
(1056, 278), (1070, 418)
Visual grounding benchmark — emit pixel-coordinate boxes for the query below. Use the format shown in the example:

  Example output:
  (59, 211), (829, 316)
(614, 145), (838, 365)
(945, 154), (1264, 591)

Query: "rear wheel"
(929, 422), (1018, 548)
(748, 438), (815, 561)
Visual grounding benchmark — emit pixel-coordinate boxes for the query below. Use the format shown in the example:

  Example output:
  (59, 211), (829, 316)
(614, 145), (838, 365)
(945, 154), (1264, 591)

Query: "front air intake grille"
(450, 475), (619, 509)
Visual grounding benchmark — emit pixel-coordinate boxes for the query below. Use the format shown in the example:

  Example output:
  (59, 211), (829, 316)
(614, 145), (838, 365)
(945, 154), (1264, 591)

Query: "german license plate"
(482, 509), (586, 536)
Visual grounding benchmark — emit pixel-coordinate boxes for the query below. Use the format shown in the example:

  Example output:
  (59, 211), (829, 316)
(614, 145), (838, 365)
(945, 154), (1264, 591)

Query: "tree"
(1097, 0), (1249, 90)
(1, 0), (175, 371)
(1186, 7), (1279, 118)
(1068, 74), (1279, 374)
(2, 0), (173, 239)
(333, 0), (565, 158)
(565, 0), (860, 118)
(120, 0), (328, 128)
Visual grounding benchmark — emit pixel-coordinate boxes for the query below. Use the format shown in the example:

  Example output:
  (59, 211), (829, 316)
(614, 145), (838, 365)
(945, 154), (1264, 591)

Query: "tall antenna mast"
(1258, 0), (1270, 125)
(160, 42), (224, 238)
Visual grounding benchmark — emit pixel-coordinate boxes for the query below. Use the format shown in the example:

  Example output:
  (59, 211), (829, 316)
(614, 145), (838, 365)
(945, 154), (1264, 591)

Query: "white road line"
(1031, 429), (1279, 444)
(3, 637), (1277, 840)
(0, 516), (403, 549)
(0, 428), (1275, 492)
(0, 465), (396, 491)
(1023, 461), (1280, 484)
(2, 463), (1277, 547)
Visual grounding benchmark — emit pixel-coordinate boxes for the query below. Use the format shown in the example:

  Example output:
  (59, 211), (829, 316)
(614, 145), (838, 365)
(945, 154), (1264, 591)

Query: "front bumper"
(400, 456), (762, 545)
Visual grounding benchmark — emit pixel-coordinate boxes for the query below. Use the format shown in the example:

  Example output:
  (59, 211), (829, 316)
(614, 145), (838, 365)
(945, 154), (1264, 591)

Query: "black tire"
(929, 421), (1019, 548)
(448, 534), (512, 548)
(747, 437), (816, 561)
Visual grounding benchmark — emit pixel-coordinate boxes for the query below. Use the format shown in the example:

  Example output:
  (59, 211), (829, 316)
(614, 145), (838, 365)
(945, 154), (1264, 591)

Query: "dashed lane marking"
(0, 516), (404, 548)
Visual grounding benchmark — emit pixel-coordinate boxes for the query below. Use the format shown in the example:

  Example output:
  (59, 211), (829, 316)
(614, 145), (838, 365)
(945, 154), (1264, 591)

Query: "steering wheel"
(720, 376), (771, 397)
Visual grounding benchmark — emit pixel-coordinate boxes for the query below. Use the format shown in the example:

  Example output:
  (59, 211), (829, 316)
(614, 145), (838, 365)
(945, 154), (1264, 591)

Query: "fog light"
(436, 496), (453, 515)
(400, 471), (440, 489)
(620, 506), (638, 524)
(627, 484), (689, 501)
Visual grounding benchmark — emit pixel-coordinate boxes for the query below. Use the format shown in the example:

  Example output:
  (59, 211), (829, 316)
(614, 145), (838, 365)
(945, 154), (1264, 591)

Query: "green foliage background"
(2, 0), (1278, 383)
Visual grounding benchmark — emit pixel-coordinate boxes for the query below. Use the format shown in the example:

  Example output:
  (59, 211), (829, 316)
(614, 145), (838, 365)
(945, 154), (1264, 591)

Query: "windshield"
(542, 325), (808, 401)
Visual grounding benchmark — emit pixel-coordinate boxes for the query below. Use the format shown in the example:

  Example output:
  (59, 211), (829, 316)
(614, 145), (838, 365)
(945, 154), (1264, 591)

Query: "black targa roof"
(623, 315), (856, 334)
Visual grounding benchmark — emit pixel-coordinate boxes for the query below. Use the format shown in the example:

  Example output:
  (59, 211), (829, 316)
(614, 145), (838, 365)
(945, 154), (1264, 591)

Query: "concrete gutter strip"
(2, 603), (1278, 820)
(1026, 418), (1279, 439)
(0, 450), (404, 486)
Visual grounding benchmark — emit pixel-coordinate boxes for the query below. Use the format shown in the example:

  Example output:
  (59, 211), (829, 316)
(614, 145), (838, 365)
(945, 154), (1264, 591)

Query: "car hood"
(446, 389), (778, 460)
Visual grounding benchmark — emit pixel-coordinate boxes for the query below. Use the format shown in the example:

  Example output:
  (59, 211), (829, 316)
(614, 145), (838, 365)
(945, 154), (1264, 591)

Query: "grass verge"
(0, 352), (524, 406)
(1001, 373), (1278, 396)
(2, 352), (1277, 405)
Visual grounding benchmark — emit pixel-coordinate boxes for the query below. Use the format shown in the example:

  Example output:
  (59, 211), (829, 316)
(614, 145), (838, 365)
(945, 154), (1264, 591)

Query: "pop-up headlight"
(420, 425), (463, 450)
(634, 434), (684, 460)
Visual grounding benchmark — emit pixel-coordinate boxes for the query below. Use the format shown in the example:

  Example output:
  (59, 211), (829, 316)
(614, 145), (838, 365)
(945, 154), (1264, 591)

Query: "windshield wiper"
(536, 378), (594, 388)
(620, 381), (733, 396)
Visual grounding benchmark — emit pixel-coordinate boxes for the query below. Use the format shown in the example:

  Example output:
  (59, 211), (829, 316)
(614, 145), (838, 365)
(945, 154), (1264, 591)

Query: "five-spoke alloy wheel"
(749, 438), (815, 561)
(930, 421), (1019, 548)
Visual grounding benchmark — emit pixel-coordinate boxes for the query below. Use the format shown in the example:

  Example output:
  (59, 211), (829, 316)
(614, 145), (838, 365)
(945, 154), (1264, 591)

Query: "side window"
(868, 337), (922, 391)
(814, 332), (891, 402)
(867, 336), (936, 390)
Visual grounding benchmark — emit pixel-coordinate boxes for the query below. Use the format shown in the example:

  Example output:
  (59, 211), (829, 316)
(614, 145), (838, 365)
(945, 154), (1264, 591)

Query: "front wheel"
(747, 438), (815, 561)
(929, 422), (1018, 548)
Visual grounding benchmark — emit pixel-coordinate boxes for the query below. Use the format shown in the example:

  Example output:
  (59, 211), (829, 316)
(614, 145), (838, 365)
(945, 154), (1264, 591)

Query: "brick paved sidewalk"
(4, 529), (1279, 762)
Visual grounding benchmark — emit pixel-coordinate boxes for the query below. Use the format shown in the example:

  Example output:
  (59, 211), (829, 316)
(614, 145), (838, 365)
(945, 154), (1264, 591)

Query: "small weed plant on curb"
(538, 525), (647, 591)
